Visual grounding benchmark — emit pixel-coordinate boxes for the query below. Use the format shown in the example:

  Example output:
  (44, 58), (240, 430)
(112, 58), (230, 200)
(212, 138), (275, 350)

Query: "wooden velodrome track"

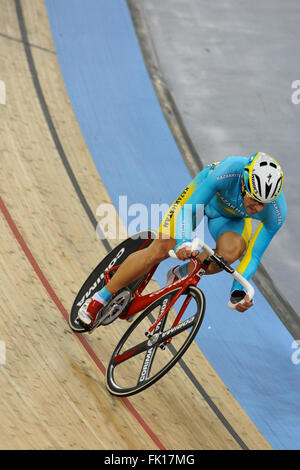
(0, 0), (272, 450)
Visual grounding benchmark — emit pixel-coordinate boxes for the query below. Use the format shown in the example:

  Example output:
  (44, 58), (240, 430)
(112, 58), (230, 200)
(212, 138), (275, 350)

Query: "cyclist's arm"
(173, 168), (220, 251)
(231, 217), (285, 292)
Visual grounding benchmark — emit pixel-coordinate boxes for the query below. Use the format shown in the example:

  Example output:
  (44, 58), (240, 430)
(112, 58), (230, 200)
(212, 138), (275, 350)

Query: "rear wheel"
(106, 286), (205, 396)
(69, 230), (155, 332)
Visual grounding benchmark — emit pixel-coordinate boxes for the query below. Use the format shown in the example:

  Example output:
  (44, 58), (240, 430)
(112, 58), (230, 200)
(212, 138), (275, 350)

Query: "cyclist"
(78, 152), (286, 328)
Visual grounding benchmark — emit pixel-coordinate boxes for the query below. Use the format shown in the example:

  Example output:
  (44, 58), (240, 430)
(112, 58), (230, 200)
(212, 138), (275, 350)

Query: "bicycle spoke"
(106, 286), (205, 396)
(137, 310), (168, 384)
(113, 339), (149, 365)
(159, 314), (196, 343)
(137, 343), (159, 384)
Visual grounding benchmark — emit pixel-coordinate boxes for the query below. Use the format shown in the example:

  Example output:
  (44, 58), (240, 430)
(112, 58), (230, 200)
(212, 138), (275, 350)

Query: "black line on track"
(15, 0), (249, 450)
(0, 31), (55, 53)
(14, 0), (111, 254)
(173, 346), (248, 449)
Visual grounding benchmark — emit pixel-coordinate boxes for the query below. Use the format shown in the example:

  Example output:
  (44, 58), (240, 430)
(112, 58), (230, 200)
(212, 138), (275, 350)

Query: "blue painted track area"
(45, 0), (300, 449)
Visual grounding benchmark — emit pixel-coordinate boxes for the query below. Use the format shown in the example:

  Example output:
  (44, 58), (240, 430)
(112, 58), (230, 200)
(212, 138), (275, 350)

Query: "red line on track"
(0, 194), (166, 450)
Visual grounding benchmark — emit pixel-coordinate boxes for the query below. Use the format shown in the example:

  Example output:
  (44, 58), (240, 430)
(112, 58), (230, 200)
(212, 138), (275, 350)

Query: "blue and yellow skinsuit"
(159, 157), (287, 292)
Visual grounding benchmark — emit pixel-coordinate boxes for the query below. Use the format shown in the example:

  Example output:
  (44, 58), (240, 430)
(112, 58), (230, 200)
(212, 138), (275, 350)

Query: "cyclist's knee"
(146, 238), (176, 264)
(215, 231), (246, 264)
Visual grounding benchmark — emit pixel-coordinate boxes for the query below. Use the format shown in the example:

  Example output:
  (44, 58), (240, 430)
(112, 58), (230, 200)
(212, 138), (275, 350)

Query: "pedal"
(71, 316), (91, 333)
(76, 310), (105, 333)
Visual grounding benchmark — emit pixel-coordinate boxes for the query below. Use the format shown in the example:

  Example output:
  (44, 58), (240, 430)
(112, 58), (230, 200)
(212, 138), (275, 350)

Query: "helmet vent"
(253, 174), (262, 196)
(270, 176), (283, 199)
(265, 182), (272, 199)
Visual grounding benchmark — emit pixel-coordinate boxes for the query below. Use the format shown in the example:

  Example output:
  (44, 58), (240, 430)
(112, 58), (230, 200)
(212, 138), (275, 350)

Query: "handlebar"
(169, 237), (254, 309)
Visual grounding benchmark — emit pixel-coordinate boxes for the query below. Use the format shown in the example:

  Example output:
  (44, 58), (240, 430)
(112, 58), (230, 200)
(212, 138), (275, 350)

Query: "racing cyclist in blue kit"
(78, 152), (286, 328)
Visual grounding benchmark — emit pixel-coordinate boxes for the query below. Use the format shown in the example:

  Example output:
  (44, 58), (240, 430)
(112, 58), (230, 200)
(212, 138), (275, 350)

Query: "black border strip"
(14, 0), (249, 450)
(126, 0), (300, 341)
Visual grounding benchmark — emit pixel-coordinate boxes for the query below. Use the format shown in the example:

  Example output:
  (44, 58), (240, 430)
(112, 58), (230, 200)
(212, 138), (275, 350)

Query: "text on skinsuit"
(162, 187), (190, 228)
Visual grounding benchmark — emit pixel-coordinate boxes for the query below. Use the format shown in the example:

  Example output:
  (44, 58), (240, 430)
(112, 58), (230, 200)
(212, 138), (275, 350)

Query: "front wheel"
(106, 285), (205, 397)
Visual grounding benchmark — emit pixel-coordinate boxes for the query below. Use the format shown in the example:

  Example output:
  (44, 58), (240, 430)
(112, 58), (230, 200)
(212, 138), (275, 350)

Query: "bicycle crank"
(96, 288), (132, 327)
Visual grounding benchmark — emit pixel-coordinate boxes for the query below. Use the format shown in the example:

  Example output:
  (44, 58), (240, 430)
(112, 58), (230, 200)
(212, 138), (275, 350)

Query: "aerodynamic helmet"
(243, 152), (284, 203)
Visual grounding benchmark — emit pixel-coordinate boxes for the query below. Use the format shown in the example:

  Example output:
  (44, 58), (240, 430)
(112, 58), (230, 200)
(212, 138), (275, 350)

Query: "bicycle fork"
(146, 258), (210, 344)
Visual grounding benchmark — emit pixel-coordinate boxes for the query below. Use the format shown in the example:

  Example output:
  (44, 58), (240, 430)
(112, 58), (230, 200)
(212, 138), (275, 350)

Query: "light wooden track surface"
(0, 0), (272, 450)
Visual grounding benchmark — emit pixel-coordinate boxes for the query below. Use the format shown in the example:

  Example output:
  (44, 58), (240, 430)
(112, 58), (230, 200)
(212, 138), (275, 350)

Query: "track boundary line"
(0, 193), (166, 450)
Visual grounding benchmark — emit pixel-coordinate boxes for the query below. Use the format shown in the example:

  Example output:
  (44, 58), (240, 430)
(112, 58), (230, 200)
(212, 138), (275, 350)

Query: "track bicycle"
(69, 231), (254, 397)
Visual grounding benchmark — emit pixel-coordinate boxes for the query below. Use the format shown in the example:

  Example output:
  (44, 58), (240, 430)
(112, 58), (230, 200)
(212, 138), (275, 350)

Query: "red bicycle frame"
(104, 257), (209, 334)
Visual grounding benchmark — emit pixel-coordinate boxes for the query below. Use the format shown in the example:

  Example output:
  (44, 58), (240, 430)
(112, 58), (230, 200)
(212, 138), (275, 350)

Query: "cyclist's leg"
(99, 190), (186, 296)
(78, 234), (176, 328)
(110, 195), (190, 292)
(105, 233), (176, 294)
(202, 216), (251, 274)
(184, 216), (251, 275)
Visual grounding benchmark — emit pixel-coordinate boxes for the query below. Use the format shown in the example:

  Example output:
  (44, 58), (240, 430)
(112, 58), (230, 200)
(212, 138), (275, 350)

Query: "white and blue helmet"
(244, 152), (284, 203)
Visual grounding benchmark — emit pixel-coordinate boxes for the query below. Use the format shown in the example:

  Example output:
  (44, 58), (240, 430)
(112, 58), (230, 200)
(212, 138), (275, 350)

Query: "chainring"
(96, 288), (132, 326)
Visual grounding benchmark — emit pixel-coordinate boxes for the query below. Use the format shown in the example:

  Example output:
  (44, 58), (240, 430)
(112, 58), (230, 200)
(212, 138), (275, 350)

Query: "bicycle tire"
(106, 285), (205, 396)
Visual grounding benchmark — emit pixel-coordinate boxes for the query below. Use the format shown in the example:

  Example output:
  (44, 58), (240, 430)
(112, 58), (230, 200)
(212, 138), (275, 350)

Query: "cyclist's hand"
(176, 247), (199, 260)
(235, 295), (253, 312)
(230, 290), (253, 312)
(175, 241), (199, 260)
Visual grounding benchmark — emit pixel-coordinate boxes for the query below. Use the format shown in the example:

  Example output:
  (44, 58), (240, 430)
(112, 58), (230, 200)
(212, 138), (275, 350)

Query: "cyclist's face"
(244, 196), (265, 214)
(241, 182), (266, 214)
